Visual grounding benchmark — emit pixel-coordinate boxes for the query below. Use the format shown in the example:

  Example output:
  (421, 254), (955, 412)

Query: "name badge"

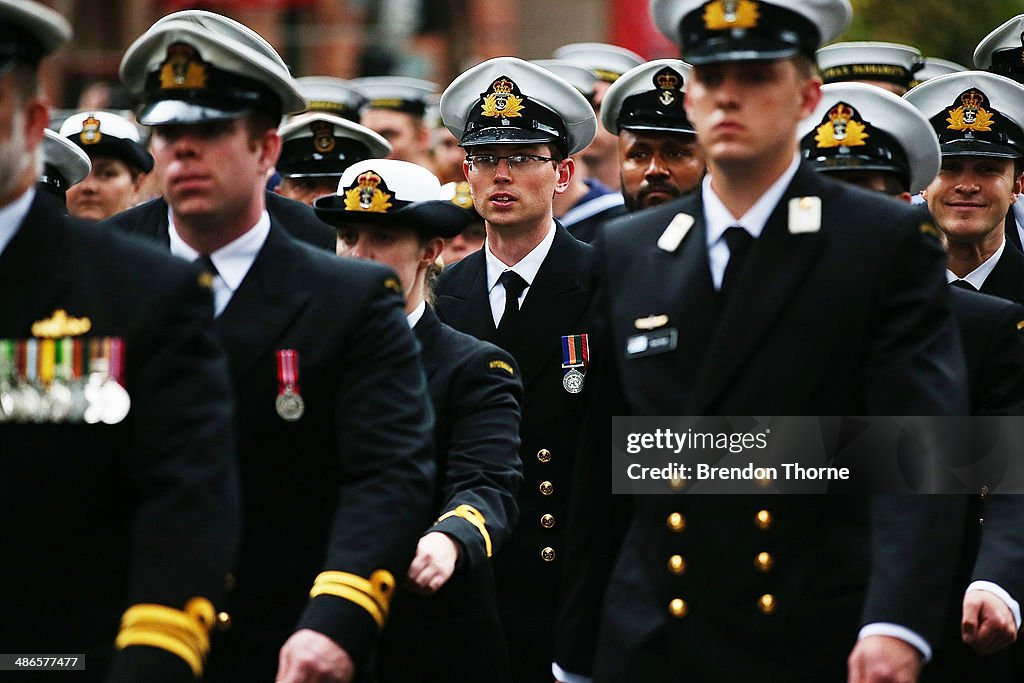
(626, 328), (678, 358)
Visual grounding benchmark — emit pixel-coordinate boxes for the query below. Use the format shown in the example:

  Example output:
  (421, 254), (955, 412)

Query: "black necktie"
(720, 226), (753, 303)
(196, 254), (219, 278)
(949, 279), (977, 291)
(497, 270), (528, 331)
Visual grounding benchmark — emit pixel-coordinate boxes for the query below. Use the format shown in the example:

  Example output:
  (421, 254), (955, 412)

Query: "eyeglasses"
(465, 154), (557, 173)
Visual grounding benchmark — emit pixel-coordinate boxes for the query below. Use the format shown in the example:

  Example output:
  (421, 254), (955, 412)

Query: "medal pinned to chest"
(560, 334), (589, 394)
(274, 349), (305, 421)
(0, 309), (130, 424)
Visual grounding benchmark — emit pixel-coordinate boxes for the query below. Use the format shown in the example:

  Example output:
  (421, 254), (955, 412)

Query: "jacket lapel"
(688, 164), (825, 413)
(436, 251), (496, 343)
(214, 224), (312, 386)
(497, 224), (591, 390)
(413, 307), (441, 380)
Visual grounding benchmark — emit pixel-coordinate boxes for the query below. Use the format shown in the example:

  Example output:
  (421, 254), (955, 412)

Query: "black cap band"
(990, 47), (1024, 85)
(367, 98), (427, 117)
(928, 88), (1024, 159)
(277, 137), (373, 178)
(822, 63), (915, 89)
(802, 126), (911, 190)
(679, 2), (820, 65)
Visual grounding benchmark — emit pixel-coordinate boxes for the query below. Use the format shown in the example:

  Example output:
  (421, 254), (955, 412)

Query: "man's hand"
(407, 531), (459, 594)
(962, 589), (1018, 655)
(276, 629), (354, 683)
(847, 635), (921, 683)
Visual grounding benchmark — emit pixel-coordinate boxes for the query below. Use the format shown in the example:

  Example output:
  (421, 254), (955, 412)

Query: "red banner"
(609, 0), (678, 61)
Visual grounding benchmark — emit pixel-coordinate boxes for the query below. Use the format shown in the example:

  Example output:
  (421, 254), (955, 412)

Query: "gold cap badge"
(815, 103), (869, 149)
(310, 120), (336, 153)
(947, 89), (994, 132)
(80, 116), (102, 145)
(159, 43), (208, 91)
(704, 0), (760, 31)
(344, 171), (393, 213)
(481, 77), (525, 120)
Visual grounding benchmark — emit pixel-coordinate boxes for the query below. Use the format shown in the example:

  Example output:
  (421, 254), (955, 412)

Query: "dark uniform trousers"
(104, 207), (436, 681)
(377, 307), (524, 683)
(435, 223), (595, 683)
(557, 164), (971, 681)
(1, 191), (239, 682)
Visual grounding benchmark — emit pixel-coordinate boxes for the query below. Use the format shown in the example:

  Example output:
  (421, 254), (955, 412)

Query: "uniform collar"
(946, 236), (1005, 289)
(406, 299), (426, 328)
(168, 208), (271, 293)
(484, 220), (556, 293)
(703, 153), (801, 247)
(0, 187), (36, 258)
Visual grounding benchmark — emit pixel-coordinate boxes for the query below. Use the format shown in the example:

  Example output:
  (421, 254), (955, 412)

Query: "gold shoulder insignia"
(31, 309), (92, 338)
(1016, 320), (1024, 331)
(489, 360), (515, 375)
(919, 222), (940, 240)
(383, 277), (403, 295)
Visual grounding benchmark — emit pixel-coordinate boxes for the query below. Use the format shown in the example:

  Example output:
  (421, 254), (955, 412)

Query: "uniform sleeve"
(296, 274), (436, 666)
(109, 261), (240, 682)
(430, 346), (524, 570)
(863, 217), (969, 414)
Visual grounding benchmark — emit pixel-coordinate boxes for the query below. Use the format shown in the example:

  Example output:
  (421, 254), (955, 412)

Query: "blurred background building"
(34, 0), (1024, 110)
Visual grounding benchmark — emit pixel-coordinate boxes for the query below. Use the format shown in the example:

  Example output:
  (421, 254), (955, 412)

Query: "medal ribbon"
(276, 349), (300, 395)
(38, 338), (55, 386)
(109, 337), (125, 385)
(0, 340), (14, 381)
(560, 334), (590, 371)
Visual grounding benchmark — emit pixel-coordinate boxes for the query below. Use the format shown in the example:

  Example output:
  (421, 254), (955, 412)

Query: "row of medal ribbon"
(0, 336), (131, 424)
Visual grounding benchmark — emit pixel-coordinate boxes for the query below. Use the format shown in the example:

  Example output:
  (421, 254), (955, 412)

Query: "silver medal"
(275, 388), (305, 421)
(562, 368), (585, 394)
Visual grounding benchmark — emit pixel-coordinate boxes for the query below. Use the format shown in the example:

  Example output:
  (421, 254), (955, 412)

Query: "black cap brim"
(685, 37), (802, 66)
(138, 100), (250, 126)
(459, 126), (559, 149)
(69, 136), (154, 173)
(621, 122), (698, 136)
(314, 198), (472, 239)
(940, 139), (1022, 159)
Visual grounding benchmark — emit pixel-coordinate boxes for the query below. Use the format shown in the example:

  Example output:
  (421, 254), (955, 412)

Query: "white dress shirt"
(168, 209), (271, 317)
(0, 187), (36, 258)
(406, 300), (426, 329)
(946, 237), (1005, 290)
(703, 154), (801, 289)
(484, 221), (556, 327)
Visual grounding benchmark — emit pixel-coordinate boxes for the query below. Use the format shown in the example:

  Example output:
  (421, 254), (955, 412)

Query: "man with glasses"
(435, 57), (598, 683)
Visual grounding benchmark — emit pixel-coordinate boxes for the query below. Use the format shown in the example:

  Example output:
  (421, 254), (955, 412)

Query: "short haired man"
(436, 56), (598, 683)
(103, 11), (436, 683)
(1, 2), (239, 680)
(906, 71), (1024, 303)
(556, 1), (969, 681)
(351, 76), (437, 167)
(59, 110), (153, 220)
(600, 58), (706, 215)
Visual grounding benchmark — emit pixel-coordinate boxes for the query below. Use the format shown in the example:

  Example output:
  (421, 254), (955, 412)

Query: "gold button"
(537, 449), (552, 463)
(224, 573), (236, 591)
(667, 512), (686, 533)
(541, 546), (556, 562)
(669, 598), (688, 618)
(215, 611), (232, 631)
(539, 481), (554, 496)
(755, 509), (773, 530)
(754, 552), (774, 573)
(541, 514), (555, 529)
(758, 594), (776, 615)
(667, 554), (686, 575)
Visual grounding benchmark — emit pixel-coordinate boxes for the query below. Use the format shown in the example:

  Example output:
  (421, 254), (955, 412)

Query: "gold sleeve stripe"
(114, 598), (215, 676)
(436, 504), (492, 557)
(309, 570), (395, 628)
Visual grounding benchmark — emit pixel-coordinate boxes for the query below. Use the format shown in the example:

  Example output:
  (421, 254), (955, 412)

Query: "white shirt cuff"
(967, 580), (1023, 631)
(552, 661), (593, 683)
(858, 623), (931, 663)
